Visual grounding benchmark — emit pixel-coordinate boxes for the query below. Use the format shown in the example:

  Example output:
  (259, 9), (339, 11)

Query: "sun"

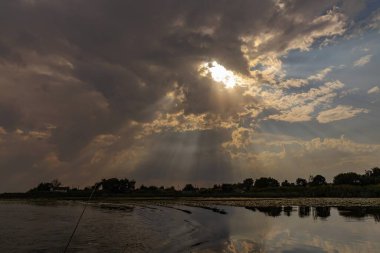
(200, 61), (237, 88)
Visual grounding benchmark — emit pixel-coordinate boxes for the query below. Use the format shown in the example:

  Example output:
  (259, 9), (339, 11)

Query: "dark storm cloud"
(0, 0), (370, 191)
(0, 1), (261, 149)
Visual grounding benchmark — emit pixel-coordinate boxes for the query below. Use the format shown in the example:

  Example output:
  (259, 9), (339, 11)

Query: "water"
(1, 200), (380, 253)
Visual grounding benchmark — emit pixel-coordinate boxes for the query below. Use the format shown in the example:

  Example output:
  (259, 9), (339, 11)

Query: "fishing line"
(63, 183), (99, 253)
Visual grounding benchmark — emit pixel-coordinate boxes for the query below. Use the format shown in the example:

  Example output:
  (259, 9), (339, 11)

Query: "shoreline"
(2, 197), (380, 207)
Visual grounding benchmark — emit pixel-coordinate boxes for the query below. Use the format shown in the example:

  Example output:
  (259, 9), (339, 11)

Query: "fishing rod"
(63, 183), (100, 253)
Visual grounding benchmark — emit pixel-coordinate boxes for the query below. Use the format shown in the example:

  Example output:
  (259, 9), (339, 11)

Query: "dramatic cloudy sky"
(1, 0), (380, 192)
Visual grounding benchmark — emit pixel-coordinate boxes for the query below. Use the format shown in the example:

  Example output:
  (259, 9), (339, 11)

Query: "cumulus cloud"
(353, 54), (372, 67)
(280, 78), (309, 88)
(368, 86), (380, 94)
(368, 9), (380, 30)
(266, 80), (345, 122)
(317, 105), (369, 123)
(308, 67), (333, 81)
(280, 67), (332, 88)
(268, 105), (314, 122)
(243, 8), (347, 84)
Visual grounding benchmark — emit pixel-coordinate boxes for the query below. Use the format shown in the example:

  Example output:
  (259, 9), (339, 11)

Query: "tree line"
(24, 167), (380, 197)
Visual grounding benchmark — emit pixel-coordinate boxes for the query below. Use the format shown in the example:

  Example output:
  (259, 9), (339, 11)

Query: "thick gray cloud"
(0, 0), (378, 192)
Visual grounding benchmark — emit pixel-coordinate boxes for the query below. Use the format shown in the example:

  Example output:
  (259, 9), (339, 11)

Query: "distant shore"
(3, 184), (380, 200)
(2, 196), (380, 207)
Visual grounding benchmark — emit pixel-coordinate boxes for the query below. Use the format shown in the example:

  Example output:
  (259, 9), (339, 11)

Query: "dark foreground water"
(1, 200), (380, 253)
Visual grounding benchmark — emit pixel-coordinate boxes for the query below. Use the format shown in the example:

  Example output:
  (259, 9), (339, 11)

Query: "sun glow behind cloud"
(199, 61), (237, 88)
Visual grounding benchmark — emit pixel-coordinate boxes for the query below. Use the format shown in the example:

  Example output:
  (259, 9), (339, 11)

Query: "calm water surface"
(0, 200), (380, 252)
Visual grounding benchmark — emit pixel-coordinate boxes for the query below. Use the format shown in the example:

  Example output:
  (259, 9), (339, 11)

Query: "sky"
(1, 0), (380, 192)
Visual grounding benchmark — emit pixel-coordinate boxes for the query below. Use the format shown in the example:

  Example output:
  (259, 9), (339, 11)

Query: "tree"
(362, 167), (380, 185)
(51, 179), (61, 188)
(254, 177), (279, 188)
(118, 178), (135, 192)
(148, 186), (159, 192)
(212, 184), (222, 192)
(221, 184), (234, 192)
(242, 178), (254, 191)
(281, 180), (291, 187)
(29, 179), (63, 192)
(34, 182), (53, 192)
(139, 185), (148, 191)
(100, 178), (135, 193)
(333, 172), (361, 185)
(129, 180), (136, 190)
(296, 178), (307, 187)
(165, 186), (176, 193)
(367, 167), (380, 177)
(101, 178), (120, 193)
(310, 175), (326, 186)
(182, 184), (196, 192)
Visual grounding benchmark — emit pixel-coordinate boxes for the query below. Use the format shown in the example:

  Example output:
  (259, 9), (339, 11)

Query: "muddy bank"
(90, 197), (380, 207)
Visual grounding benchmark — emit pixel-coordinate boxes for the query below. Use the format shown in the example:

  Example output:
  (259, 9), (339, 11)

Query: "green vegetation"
(1, 167), (380, 199)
